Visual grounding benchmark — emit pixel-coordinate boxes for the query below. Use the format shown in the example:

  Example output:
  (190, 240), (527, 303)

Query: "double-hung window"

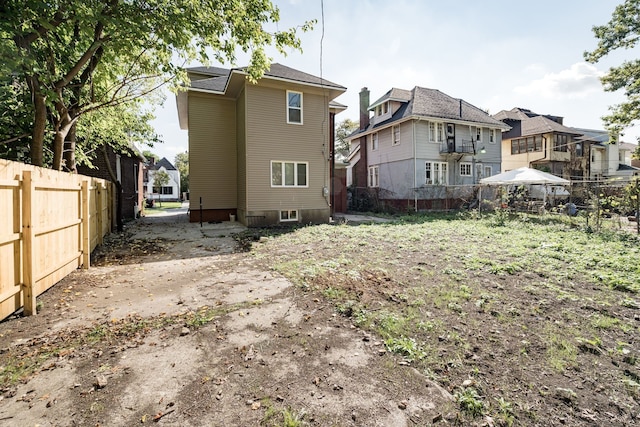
(271, 161), (308, 187)
(368, 165), (379, 187)
(371, 132), (379, 151)
(476, 127), (482, 143)
(426, 162), (448, 185)
(489, 129), (496, 144)
(429, 122), (436, 143)
(437, 123), (444, 143)
(287, 90), (303, 124)
(392, 125), (400, 146)
(460, 163), (472, 177)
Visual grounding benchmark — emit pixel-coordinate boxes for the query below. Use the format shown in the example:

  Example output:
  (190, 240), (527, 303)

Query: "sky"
(148, 0), (639, 163)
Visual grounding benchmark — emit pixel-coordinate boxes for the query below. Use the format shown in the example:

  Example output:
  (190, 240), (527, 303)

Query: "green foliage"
(335, 118), (358, 158)
(0, 0), (313, 167)
(585, 0), (640, 136)
(174, 151), (189, 194)
(455, 387), (485, 417)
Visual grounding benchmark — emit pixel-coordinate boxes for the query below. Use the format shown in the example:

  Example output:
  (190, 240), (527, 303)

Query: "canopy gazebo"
(479, 167), (570, 212)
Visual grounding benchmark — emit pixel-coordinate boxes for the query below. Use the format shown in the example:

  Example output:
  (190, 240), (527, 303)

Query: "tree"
(585, 0), (640, 138)
(142, 150), (160, 164)
(152, 169), (170, 207)
(1, 0), (313, 169)
(335, 118), (358, 159)
(174, 151), (189, 195)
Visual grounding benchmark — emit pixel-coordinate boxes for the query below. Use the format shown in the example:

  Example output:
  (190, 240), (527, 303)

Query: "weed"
(495, 396), (515, 426)
(384, 336), (426, 361)
(455, 387), (484, 417)
(261, 403), (306, 427)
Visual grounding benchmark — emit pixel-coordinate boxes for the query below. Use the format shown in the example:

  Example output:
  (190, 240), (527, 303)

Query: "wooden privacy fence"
(0, 159), (114, 321)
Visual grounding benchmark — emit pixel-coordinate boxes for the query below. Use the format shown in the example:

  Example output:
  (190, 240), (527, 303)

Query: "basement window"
(280, 210), (298, 222)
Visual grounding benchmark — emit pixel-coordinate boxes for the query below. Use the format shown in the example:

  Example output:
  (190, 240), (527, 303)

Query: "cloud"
(514, 62), (604, 99)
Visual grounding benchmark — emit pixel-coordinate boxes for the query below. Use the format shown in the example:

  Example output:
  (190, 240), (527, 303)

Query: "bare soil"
(0, 215), (455, 426)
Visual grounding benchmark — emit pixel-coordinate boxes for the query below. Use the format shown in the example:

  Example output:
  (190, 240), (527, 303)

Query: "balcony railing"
(440, 139), (476, 155)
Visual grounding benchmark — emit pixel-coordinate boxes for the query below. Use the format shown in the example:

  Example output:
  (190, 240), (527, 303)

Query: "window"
(426, 162), (448, 185)
(133, 164), (139, 192)
(575, 142), (583, 157)
(280, 210), (298, 222)
(554, 134), (568, 152)
(489, 129), (495, 144)
(371, 132), (379, 151)
(429, 122), (436, 142)
(271, 161), (308, 187)
(392, 125), (400, 146)
(483, 166), (492, 178)
(287, 90), (303, 124)
(476, 127), (482, 143)
(437, 123), (444, 142)
(368, 165), (379, 187)
(460, 163), (472, 176)
(475, 164), (483, 181)
(161, 187), (173, 195)
(511, 136), (543, 154)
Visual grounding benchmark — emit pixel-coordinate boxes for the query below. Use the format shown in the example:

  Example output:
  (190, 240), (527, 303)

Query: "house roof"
(493, 107), (565, 124)
(187, 63), (346, 92)
(369, 88), (412, 110)
(152, 157), (177, 171)
(618, 163), (639, 171)
(620, 142), (638, 152)
(520, 116), (581, 137)
(573, 128), (610, 143)
(407, 87), (507, 127)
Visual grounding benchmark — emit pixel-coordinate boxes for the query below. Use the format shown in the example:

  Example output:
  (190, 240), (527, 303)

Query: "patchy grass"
(143, 201), (183, 215)
(250, 212), (640, 425)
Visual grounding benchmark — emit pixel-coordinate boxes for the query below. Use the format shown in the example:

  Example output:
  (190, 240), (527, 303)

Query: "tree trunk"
(29, 79), (47, 167)
(64, 122), (77, 173)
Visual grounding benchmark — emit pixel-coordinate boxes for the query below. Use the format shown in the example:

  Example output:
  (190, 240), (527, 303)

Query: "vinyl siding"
(188, 93), (237, 209)
(237, 87), (247, 212)
(245, 84), (330, 213)
(368, 122), (413, 165)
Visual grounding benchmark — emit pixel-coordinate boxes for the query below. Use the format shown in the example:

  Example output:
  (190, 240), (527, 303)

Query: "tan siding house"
(177, 64), (346, 225)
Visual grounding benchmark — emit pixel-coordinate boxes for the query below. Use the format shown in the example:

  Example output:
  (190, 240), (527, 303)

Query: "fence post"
(21, 170), (36, 316)
(82, 180), (90, 269)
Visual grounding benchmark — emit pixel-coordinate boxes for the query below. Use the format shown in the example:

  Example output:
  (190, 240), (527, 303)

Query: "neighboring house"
(346, 86), (509, 211)
(493, 108), (584, 178)
(176, 63), (347, 225)
(494, 107), (640, 180)
(145, 157), (181, 202)
(77, 144), (145, 221)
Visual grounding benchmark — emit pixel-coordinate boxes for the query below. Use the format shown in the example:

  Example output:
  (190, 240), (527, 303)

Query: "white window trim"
(489, 129), (496, 144)
(286, 90), (303, 125)
(368, 165), (379, 188)
(460, 162), (472, 177)
(392, 125), (400, 146)
(425, 161), (448, 185)
(437, 123), (444, 143)
(371, 132), (379, 151)
(270, 161), (309, 188)
(280, 209), (299, 222)
(428, 122), (436, 143)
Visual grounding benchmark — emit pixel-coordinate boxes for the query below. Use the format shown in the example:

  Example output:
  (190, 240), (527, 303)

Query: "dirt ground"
(0, 212), (456, 426)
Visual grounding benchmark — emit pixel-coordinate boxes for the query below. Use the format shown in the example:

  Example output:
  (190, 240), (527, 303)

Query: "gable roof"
(152, 157), (177, 171)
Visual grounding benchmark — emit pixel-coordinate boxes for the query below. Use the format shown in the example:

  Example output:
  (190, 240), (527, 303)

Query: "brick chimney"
(354, 87), (371, 188)
(359, 87), (370, 130)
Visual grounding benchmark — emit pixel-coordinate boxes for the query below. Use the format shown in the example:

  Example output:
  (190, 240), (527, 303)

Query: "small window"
(368, 165), (379, 187)
(287, 90), (303, 124)
(483, 166), (492, 178)
(392, 125), (400, 146)
(280, 210), (298, 222)
(460, 163), (472, 177)
(429, 122), (436, 143)
(437, 123), (444, 142)
(489, 129), (495, 144)
(271, 161), (308, 187)
(476, 127), (482, 143)
(371, 132), (379, 151)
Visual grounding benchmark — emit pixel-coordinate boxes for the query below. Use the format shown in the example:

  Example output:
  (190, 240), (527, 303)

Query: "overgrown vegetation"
(250, 212), (640, 425)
